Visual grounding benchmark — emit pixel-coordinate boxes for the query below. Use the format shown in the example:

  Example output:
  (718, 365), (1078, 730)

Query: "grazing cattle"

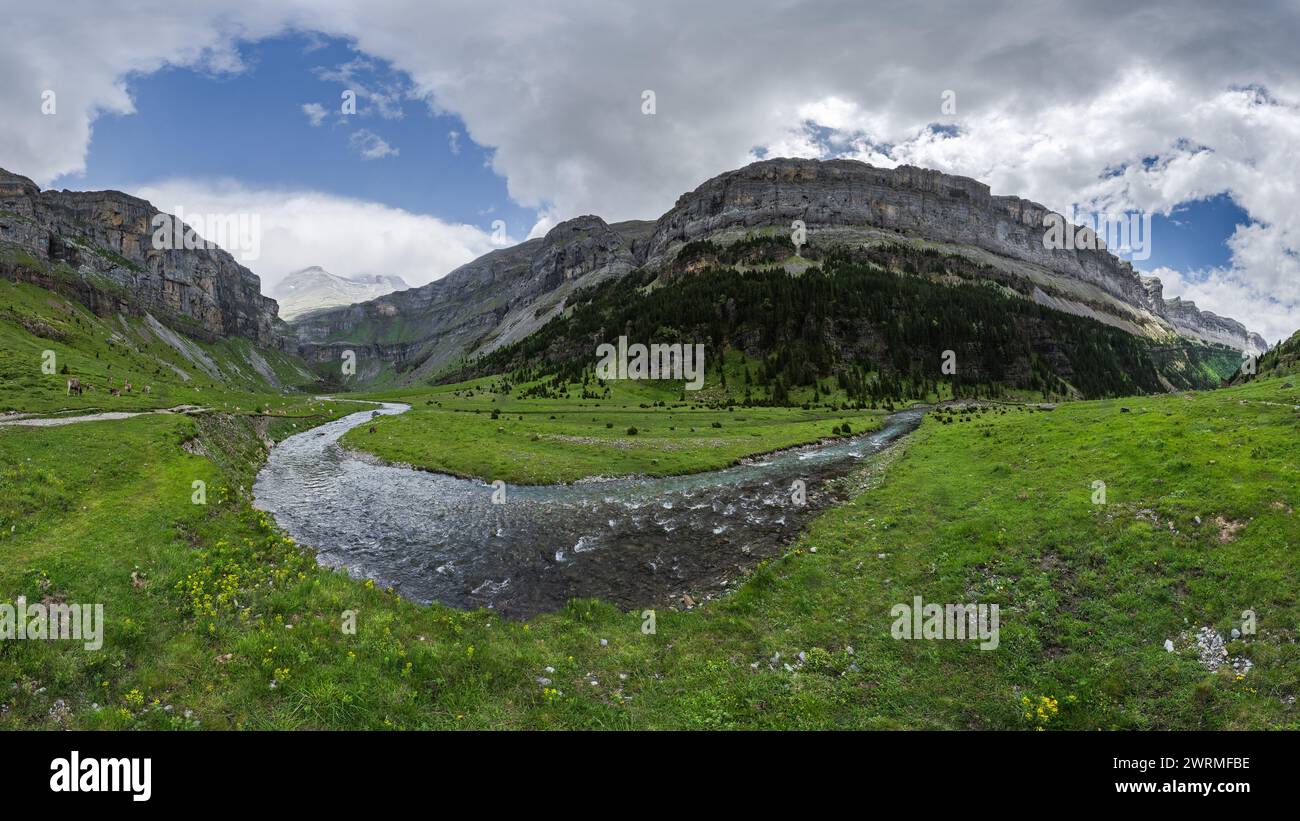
(142, 385), (151, 395)
(109, 388), (121, 397)
(66, 378), (82, 396)
(124, 382), (132, 393)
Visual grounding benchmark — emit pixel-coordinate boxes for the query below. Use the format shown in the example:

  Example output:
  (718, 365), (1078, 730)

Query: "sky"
(2, 0), (1297, 343)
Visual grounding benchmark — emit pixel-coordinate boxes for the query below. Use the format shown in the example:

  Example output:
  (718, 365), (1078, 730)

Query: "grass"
(2, 272), (1296, 729)
(339, 377), (887, 484)
(2, 367), (1296, 729)
(0, 278), (316, 414)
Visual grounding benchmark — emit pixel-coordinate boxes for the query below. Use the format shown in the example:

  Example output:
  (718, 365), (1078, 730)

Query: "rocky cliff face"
(288, 158), (1268, 381)
(643, 159), (1266, 354)
(0, 168), (278, 345)
(290, 215), (653, 380)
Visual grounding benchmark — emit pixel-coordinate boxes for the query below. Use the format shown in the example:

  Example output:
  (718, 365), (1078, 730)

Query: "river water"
(253, 403), (925, 618)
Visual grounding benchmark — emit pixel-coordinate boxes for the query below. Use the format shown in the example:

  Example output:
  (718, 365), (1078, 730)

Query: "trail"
(0, 405), (206, 427)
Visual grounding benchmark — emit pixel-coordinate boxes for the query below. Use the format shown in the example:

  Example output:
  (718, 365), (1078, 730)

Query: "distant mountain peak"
(272, 267), (409, 320)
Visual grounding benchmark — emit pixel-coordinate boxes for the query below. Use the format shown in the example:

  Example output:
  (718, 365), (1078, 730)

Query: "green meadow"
(340, 377), (887, 484)
(3, 329), (1296, 727)
(0, 278), (315, 414)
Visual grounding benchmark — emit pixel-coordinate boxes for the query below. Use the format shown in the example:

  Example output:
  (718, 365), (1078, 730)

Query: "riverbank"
(2, 376), (1295, 728)
(338, 378), (889, 485)
(254, 402), (923, 617)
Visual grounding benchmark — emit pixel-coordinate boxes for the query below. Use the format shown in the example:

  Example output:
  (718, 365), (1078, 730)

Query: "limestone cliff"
(287, 158), (1267, 383)
(0, 168), (278, 345)
(644, 159), (1266, 354)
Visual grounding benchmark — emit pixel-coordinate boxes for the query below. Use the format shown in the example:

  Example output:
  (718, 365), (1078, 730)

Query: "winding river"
(253, 403), (925, 618)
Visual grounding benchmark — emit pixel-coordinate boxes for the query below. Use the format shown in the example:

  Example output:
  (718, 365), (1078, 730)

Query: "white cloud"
(1, 0), (1297, 336)
(301, 102), (326, 126)
(347, 128), (398, 160)
(313, 57), (409, 119)
(133, 179), (500, 291)
(447, 130), (461, 155)
(1146, 266), (1295, 345)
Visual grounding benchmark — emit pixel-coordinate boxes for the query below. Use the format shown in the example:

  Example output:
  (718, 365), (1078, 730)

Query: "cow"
(66, 378), (82, 396)
(109, 388), (121, 397)
(142, 385), (151, 395)
(124, 382), (132, 394)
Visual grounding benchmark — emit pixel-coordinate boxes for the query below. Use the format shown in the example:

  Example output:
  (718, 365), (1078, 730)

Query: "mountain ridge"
(286, 158), (1268, 384)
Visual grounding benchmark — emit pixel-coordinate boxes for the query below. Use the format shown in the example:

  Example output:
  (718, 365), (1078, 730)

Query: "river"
(253, 402), (925, 618)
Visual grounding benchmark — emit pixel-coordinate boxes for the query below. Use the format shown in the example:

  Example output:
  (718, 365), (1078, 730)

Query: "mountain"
(1231, 327), (1300, 383)
(461, 240), (1244, 403)
(0, 168), (279, 345)
(289, 216), (654, 382)
(0, 168), (323, 392)
(285, 158), (1267, 386)
(271, 266), (409, 320)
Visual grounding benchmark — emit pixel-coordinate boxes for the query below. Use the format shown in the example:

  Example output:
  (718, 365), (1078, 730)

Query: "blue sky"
(1146, 195), (1249, 275)
(52, 33), (534, 238)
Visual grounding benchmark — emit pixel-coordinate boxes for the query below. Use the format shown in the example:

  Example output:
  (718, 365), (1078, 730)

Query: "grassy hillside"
(455, 239), (1243, 403)
(3, 363), (1295, 728)
(0, 278), (318, 414)
(1244, 329), (1300, 381)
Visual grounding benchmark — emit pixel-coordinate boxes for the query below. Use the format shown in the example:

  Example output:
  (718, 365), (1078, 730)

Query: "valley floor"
(339, 378), (889, 484)
(2, 370), (1296, 729)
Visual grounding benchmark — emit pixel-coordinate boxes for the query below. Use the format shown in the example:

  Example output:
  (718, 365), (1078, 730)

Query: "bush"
(626, 426), (638, 436)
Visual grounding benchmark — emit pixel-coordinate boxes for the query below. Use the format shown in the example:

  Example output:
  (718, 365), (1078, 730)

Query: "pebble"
(1164, 639), (1175, 652)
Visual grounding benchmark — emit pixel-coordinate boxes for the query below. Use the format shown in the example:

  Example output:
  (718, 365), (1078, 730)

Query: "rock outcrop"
(0, 168), (278, 345)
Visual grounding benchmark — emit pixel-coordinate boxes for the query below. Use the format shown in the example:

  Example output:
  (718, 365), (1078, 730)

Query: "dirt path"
(0, 405), (207, 427)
